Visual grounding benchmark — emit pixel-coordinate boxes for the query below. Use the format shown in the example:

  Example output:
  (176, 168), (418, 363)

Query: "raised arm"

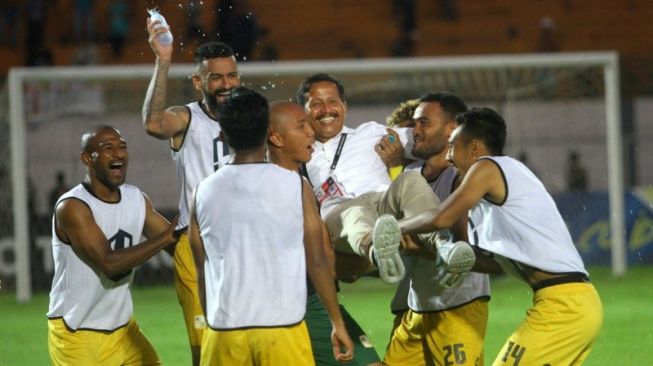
(56, 197), (178, 278)
(142, 17), (189, 141)
(302, 178), (354, 362)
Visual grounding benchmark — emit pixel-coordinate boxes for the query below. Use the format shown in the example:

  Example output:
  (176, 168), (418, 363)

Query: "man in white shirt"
(297, 73), (475, 284)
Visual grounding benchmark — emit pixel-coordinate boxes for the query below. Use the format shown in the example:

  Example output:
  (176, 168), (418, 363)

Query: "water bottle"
(147, 9), (173, 46)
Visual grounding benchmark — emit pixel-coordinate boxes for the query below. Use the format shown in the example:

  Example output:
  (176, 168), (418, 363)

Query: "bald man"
(47, 125), (178, 365)
(268, 101), (382, 366)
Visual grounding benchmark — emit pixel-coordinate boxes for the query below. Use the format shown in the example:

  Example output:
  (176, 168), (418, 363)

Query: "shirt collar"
(315, 126), (355, 147)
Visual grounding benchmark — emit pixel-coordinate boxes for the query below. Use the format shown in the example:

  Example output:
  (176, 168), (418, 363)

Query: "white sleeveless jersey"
(47, 183), (146, 331)
(403, 163), (491, 312)
(195, 163), (307, 329)
(172, 101), (231, 230)
(468, 156), (587, 275)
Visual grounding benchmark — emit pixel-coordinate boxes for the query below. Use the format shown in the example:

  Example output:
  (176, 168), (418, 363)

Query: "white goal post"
(7, 51), (624, 303)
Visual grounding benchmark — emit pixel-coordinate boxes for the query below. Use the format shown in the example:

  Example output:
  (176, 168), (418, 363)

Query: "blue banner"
(555, 190), (653, 265)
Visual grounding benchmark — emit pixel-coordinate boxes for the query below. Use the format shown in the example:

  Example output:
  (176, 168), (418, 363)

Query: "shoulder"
(469, 158), (502, 176)
(56, 197), (93, 226)
(121, 184), (146, 197)
(167, 105), (191, 121)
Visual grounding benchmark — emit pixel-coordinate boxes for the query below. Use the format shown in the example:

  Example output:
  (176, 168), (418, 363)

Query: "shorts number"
(213, 137), (230, 171)
(443, 343), (466, 365)
(501, 341), (526, 366)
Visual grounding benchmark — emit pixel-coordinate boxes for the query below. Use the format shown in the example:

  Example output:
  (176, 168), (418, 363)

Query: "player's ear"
(191, 73), (202, 91)
(446, 121), (456, 135)
(471, 139), (480, 157)
(268, 129), (283, 148)
(80, 151), (92, 166)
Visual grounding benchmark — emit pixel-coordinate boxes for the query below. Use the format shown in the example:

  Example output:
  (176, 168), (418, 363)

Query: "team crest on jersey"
(109, 229), (133, 250)
(108, 229), (133, 281)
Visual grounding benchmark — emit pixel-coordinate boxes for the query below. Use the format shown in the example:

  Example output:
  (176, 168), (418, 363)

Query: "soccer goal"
(4, 51), (623, 302)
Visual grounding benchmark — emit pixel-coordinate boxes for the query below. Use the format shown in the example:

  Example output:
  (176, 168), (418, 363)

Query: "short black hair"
(217, 87), (269, 151)
(417, 92), (468, 121)
(81, 124), (120, 153)
(194, 42), (235, 63)
(455, 107), (506, 156)
(296, 73), (346, 106)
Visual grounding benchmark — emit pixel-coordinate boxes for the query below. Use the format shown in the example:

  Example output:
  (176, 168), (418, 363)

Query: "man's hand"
(159, 215), (180, 246)
(146, 18), (173, 61)
(331, 323), (354, 362)
(375, 129), (404, 168)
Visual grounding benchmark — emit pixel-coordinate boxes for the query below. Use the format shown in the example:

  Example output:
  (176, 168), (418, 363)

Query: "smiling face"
(446, 126), (476, 179)
(83, 127), (129, 189)
(193, 56), (241, 114)
(304, 81), (347, 142)
(411, 102), (455, 159)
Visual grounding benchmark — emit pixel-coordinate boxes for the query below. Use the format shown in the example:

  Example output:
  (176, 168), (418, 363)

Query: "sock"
(369, 246), (379, 267)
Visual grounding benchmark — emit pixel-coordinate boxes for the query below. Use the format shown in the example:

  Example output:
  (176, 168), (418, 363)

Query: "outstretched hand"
(331, 324), (354, 362)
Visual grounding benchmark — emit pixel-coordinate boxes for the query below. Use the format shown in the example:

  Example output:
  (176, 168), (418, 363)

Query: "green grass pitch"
(1, 266), (651, 365)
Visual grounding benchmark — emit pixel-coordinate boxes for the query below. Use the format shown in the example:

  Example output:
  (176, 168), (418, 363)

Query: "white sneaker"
(436, 240), (475, 273)
(372, 214), (404, 284)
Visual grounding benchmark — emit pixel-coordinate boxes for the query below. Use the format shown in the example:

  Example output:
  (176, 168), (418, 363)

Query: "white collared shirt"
(305, 121), (412, 217)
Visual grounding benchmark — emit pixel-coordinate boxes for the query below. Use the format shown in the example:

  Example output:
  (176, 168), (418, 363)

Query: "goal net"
(3, 52), (623, 302)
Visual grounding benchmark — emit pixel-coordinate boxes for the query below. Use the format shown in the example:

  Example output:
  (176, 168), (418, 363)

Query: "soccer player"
(189, 88), (354, 365)
(384, 92), (491, 366)
(396, 107), (603, 365)
(47, 125), (178, 365)
(268, 101), (382, 366)
(297, 73), (475, 284)
(144, 17), (241, 363)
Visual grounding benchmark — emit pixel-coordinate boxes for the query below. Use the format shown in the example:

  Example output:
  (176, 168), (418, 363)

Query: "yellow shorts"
(384, 299), (489, 366)
(174, 233), (206, 347)
(201, 321), (315, 366)
(48, 317), (160, 366)
(492, 282), (602, 366)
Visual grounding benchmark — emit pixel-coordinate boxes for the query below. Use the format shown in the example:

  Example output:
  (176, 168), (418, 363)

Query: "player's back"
(195, 163), (307, 330)
(469, 156), (586, 275)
